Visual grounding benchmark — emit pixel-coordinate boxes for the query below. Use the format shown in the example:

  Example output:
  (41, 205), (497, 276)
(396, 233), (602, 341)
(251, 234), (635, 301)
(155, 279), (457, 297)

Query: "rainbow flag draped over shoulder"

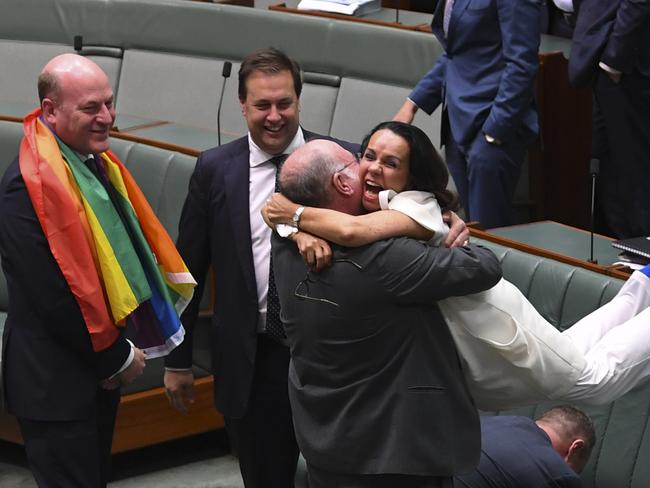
(19, 108), (195, 358)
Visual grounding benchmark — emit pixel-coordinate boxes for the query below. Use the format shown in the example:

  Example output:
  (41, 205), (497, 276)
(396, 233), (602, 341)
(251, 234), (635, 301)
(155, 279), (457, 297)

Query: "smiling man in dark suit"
(163, 48), (358, 487)
(272, 139), (502, 488)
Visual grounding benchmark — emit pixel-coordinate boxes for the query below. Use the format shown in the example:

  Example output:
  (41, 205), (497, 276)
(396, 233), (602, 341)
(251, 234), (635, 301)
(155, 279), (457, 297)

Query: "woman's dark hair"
(359, 121), (459, 212)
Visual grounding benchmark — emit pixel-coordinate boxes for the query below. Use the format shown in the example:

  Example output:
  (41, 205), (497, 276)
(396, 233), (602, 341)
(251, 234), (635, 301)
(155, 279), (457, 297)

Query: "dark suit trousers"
(225, 334), (299, 488)
(445, 130), (530, 229)
(592, 70), (650, 238)
(17, 387), (120, 488)
(308, 463), (454, 488)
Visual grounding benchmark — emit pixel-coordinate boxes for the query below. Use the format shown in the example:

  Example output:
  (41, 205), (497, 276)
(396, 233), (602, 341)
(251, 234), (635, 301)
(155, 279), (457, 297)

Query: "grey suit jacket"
(273, 236), (502, 476)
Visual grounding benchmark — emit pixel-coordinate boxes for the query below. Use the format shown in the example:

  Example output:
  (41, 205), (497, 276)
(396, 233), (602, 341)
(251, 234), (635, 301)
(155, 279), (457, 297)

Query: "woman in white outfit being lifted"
(264, 121), (650, 411)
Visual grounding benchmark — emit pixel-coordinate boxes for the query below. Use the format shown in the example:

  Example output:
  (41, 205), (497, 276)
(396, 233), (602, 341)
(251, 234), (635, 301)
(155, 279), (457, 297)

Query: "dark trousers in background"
(308, 463), (454, 488)
(592, 70), (650, 238)
(445, 129), (530, 230)
(225, 334), (299, 488)
(17, 387), (120, 488)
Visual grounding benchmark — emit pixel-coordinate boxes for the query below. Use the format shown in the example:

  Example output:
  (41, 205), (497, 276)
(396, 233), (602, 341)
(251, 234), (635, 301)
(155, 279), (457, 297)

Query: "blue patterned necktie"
(265, 154), (289, 343)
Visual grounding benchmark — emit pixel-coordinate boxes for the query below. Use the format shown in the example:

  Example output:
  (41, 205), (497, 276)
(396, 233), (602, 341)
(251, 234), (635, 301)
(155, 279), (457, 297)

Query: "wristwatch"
(276, 224), (298, 238)
(292, 206), (305, 229)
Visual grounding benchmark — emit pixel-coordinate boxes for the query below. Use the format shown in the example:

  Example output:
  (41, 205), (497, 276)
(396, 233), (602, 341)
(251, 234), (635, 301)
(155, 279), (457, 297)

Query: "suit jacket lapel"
(223, 138), (257, 296)
(446, 0), (472, 46)
(302, 128), (317, 142)
(432, 0), (445, 33)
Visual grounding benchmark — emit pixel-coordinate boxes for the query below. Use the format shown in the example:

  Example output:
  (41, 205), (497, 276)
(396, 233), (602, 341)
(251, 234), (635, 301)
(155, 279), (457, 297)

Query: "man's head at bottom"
(536, 405), (596, 473)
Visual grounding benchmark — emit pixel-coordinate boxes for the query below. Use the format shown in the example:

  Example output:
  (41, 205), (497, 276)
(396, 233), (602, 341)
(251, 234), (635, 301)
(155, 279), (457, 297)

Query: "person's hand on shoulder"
(291, 232), (332, 272)
(443, 211), (470, 248)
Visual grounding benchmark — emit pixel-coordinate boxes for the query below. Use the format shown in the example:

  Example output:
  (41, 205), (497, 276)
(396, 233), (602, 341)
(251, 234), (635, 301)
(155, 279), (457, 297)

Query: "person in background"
(567, 0), (650, 238)
(454, 406), (595, 487)
(394, 0), (542, 229)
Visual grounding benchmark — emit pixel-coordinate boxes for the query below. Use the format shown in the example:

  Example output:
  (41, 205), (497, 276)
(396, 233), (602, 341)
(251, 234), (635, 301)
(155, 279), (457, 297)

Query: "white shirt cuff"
(599, 62), (622, 75)
(552, 0), (573, 13)
(111, 339), (135, 379)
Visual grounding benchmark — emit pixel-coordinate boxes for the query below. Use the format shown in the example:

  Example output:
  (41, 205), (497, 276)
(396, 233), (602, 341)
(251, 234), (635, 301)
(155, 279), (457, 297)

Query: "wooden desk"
(470, 221), (630, 280)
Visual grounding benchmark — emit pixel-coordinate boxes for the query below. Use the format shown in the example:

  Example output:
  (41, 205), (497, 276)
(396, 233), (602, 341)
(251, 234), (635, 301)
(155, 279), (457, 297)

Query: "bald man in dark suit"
(272, 140), (502, 488)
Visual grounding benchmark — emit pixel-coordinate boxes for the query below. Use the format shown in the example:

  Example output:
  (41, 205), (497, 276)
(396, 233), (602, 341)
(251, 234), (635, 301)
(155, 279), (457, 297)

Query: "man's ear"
(239, 98), (247, 117)
(565, 438), (585, 473)
(332, 172), (353, 196)
(41, 98), (57, 125)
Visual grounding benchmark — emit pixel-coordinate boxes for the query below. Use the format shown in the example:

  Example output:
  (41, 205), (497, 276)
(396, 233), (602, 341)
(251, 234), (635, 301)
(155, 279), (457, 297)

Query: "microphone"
(217, 61), (232, 147)
(588, 158), (600, 264)
(73, 35), (83, 53)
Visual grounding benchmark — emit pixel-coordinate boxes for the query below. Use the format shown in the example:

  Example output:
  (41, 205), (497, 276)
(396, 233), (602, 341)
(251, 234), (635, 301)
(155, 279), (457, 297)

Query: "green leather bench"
(472, 238), (648, 488)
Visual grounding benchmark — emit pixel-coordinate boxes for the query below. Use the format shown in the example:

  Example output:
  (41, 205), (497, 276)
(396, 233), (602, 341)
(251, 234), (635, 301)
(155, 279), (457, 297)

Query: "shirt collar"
(248, 127), (305, 167)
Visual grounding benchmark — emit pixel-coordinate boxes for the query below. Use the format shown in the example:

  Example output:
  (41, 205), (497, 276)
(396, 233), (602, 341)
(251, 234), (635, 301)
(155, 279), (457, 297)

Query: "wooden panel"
(0, 413), (22, 444)
(109, 130), (200, 157)
(112, 376), (223, 453)
(0, 377), (223, 454)
(532, 52), (593, 229)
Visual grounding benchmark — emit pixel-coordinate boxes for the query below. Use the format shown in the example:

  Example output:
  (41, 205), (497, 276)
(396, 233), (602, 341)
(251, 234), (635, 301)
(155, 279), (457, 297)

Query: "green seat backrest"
(0, 120), (24, 318)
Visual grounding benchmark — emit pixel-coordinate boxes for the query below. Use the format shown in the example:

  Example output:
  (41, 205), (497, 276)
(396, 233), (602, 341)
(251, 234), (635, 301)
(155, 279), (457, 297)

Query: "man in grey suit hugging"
(271, 140), (502, 488)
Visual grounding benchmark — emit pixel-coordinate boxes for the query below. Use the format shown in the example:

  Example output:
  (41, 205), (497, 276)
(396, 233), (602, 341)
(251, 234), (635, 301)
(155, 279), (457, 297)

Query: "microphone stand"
(217, 61), (232, 147)
(588, 158), (600, 264)
(73, 35), (83, 53)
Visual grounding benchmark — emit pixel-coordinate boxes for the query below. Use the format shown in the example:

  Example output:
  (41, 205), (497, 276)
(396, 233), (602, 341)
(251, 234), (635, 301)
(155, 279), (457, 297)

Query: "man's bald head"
(39, 54), (115, 155)
(280, 140), (363, 215)
(38, 53), (109, 103)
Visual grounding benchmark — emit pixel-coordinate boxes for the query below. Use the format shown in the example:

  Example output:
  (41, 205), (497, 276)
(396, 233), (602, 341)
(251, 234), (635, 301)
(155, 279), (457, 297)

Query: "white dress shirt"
(552, 0), (573, 13)
(248, 129), (305, 332)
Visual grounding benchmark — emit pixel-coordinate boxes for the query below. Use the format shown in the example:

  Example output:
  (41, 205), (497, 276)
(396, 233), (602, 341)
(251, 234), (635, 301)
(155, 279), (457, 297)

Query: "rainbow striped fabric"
(19, 108), (195, 358)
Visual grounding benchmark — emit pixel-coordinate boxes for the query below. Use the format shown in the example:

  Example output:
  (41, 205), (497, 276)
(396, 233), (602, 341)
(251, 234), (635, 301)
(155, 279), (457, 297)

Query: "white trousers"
(381, 190), (650, 409)
(438, 271), (650, 410)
